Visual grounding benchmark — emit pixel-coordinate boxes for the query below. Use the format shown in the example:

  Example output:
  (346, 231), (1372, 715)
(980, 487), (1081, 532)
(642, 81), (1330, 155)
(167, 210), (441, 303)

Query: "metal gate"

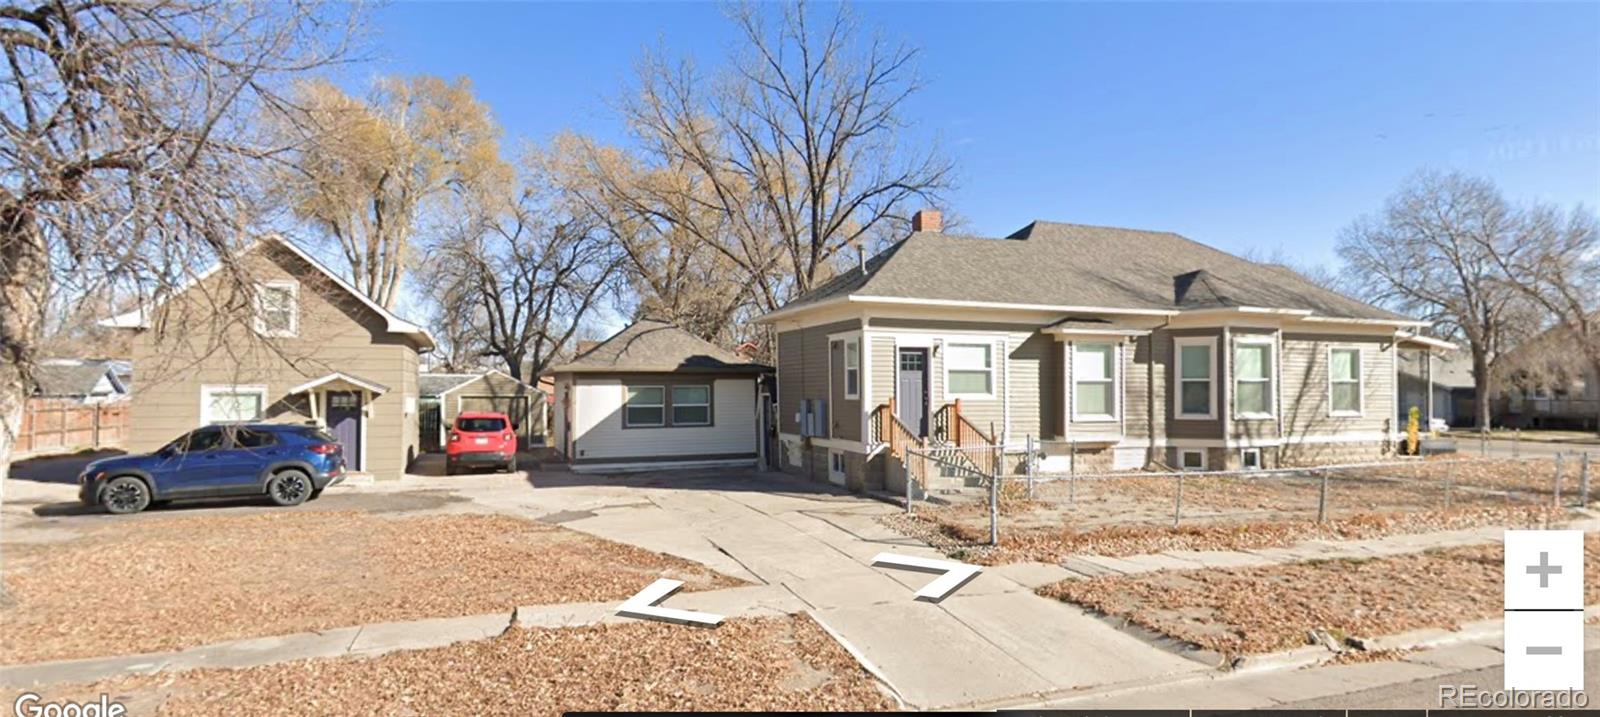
(420, 402), (443, 453)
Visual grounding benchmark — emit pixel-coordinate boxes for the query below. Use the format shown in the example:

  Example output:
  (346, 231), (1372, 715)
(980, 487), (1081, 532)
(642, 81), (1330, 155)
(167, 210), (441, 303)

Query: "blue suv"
(79, 424), (348, 514)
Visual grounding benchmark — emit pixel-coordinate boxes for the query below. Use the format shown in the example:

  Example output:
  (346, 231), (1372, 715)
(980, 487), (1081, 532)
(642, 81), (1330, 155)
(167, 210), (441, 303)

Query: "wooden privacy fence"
(14, 399), (129, 458)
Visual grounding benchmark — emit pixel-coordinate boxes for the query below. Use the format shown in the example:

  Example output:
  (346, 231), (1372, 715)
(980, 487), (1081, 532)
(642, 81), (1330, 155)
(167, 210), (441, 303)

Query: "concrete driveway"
(436, 466), (1206, 709)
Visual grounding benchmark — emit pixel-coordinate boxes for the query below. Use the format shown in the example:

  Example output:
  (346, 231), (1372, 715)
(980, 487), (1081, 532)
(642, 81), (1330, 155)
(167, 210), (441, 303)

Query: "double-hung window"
(1234, 339), (1274, 418)
(624, 386), (665, 427)
(1330, 348), (1363, 415)
(254, 281), (298, 337)
(1175, 338), (1216, 419)
(1072, 343), (1116, 420)
(671, 385), (711, 426)
(946, 343), (993, 397)
(844, 339), (860, 399)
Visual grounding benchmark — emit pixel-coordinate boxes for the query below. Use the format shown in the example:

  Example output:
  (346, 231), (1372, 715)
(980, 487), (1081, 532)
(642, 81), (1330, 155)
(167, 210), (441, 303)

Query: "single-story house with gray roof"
(32, 359), (130, 404)
(546, 319), (771, 472)
(757, 211), (1455, 491)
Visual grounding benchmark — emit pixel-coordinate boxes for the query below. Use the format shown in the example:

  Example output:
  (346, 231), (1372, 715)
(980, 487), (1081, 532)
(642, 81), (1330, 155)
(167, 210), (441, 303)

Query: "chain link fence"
(901, 438), (1597, 550)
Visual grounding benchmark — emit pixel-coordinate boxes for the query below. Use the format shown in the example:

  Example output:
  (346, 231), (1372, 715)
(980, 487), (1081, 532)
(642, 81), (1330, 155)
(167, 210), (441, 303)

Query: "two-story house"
(103, 234), (435, 478)
(758, 212), (1451, 490)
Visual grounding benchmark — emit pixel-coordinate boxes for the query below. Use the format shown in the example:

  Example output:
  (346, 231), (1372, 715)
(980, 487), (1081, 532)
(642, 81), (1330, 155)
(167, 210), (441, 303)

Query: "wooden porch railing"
(934, 398), (993, 448)
(872, 398), (929, 488)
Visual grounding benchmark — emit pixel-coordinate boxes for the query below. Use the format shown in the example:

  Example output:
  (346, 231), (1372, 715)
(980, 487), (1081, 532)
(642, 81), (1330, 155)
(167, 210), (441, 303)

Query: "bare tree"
(1337, 171), (1540, 432)
(431, 153), (620, 382)
(0, 0), (362, 482)
(1481, 204), (1600, 433)
(278, 75), (509, 308)
(552, 2), (952, 343)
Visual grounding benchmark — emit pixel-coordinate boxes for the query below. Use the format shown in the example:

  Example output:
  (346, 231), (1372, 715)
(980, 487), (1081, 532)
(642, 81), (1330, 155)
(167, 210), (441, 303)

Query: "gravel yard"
(4, 615), (893, 716)
(891, 457), (1578, 563)
(1038, 534), (1600, 658)
(1, 510), (741, 664)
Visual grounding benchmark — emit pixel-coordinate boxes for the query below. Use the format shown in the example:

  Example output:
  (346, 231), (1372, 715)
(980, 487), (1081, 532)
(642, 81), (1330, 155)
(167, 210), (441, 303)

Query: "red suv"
(445, 411), (519, 475)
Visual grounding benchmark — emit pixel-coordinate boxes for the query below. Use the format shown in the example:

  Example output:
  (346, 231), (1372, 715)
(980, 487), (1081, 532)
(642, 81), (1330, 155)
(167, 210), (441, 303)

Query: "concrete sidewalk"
(487, 472), (1207, 709)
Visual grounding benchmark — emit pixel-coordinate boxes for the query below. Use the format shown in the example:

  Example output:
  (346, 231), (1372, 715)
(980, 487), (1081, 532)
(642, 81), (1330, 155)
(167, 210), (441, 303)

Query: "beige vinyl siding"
(1281, 333), (1395, 439)
(127, 242), (424, 478)
(869, 336), (895, 409)
(1126, 334), (1156, 440)
(1008, 333), (1054, 440)
(569, 376), (757, 461)
(776, 320), (858, 435)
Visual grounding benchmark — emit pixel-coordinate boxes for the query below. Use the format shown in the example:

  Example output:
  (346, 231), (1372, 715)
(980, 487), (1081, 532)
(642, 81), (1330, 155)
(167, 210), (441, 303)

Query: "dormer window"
(254, 280), (298, 337)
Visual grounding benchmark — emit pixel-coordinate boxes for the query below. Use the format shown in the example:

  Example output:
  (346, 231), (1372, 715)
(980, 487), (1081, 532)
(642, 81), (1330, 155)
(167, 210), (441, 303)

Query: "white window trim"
(1240, 447), (1263, 470)
(623, 385), (666, 428)
(199, 384), (268, 425)
(1070, 341), (1118, 422)
(944, 341), (997, 400)
(253, 280), (299, 338)
(670, 384), (712, 426)
(1328, 346), (1365, 417)
(1174, 336), (1218, 420)
(844, 338), (860, 400)
(1233, 336), (1276, 420)
(1179, 448), (1208, 471)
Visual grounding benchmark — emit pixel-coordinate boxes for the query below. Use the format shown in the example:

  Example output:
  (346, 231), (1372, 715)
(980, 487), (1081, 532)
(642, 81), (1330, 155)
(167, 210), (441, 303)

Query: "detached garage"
(548, 319), (770, 472)
(419, 370), (546, 451)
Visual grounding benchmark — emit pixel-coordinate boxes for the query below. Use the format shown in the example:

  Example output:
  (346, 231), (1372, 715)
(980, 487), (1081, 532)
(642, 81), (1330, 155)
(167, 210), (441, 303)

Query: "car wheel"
(309, 488), (324, 501)
(445, 460), (457, 476)
(102, 476), (151, 515)
(267, 469), (313, 507)
(506, 457), (518, 473)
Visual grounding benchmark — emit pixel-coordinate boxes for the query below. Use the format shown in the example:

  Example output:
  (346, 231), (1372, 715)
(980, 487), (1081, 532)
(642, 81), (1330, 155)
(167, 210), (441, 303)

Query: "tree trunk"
(1472, 347), (1492, 434)
(1, 202), (49, 484)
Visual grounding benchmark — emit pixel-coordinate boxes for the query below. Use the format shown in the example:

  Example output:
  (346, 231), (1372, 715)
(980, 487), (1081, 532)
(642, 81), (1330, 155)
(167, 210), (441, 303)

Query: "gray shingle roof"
(419, 373), (482, 396)
(777, 221), (1407, 321)
(33, 360), (124, 397)
(548, 320), (769, 374)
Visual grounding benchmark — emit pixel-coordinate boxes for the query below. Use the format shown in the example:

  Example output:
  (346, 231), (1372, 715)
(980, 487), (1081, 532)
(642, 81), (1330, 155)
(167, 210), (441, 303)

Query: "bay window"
(1330, 348), (1363, 415)
(1234, 339), (1274, 418)
(1175, 337), (1216, 419)
(1072, 342), (1116, 420)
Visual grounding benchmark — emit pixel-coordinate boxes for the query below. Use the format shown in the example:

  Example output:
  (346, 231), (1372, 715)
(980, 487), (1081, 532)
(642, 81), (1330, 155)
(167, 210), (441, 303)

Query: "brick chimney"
(912, 209), (942, 233)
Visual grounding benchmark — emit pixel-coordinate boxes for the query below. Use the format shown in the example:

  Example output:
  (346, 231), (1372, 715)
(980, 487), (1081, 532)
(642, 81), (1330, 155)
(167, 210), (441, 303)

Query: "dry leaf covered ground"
(1, 511), (741, 664)
(891, 457), (1576, 563)
(2, 615), (893, 716)
(1038, 534), (1600, 658)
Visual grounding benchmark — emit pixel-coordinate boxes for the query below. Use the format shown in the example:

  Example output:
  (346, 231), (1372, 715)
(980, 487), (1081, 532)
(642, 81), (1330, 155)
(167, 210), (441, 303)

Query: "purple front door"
(326, 391), (362, 471)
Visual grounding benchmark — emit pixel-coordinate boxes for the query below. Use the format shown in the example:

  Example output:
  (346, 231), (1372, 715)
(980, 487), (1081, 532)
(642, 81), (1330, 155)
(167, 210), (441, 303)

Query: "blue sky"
(357, 1), (1599, 271)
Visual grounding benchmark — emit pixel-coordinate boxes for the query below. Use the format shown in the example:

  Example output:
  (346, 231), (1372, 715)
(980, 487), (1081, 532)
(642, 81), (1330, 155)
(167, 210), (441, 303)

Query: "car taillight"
(503, 432), (513, 442)
(309, 443), (339, 454)
(449, 432), (460, 442)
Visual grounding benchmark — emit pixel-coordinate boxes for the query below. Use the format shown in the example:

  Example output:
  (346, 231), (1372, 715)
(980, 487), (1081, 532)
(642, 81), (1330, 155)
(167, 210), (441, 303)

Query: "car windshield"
(457, 417), (506, 432)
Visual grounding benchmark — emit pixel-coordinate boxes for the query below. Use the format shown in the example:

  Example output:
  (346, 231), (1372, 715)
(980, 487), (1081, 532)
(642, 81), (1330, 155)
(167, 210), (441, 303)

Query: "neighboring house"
(547, 319), (771, 472)
(31, 358), (130, 404)
(1493, 320), (1599, 430)
(1398, 350), (1476, 428)
(757, 212), (1450, 490)
(419, 370), (547, 451)
(101, 234), (435, 477)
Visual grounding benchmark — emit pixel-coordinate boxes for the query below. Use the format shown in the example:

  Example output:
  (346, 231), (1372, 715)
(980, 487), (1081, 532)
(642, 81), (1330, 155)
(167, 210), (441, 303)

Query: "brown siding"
(775, 320), (859, 435)
(869, 336), (895, 410)
(128, 242), (424, 478)
(829, 338), (862, 441)
(1163, 327), (1225, 440)
(1008, 333), (1056, 440)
